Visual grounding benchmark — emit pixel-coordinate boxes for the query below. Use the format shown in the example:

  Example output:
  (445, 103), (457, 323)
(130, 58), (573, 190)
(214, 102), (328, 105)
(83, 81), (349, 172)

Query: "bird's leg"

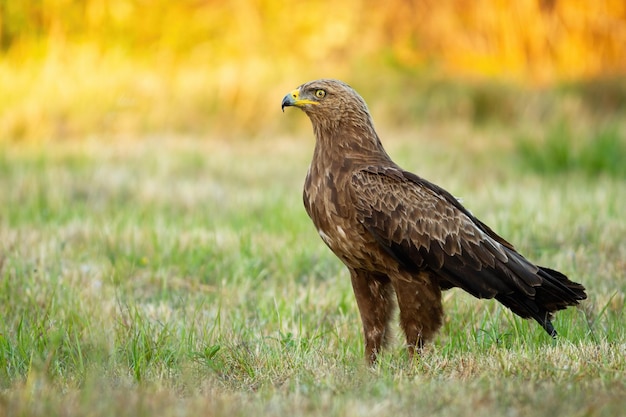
(349, 270), (395, 365)
(392, 273), (443, 360)
(406, 332), (425, 362)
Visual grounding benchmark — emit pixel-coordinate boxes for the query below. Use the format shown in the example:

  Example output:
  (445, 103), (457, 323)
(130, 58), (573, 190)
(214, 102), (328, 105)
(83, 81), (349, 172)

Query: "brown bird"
(281, 79), (587, 364)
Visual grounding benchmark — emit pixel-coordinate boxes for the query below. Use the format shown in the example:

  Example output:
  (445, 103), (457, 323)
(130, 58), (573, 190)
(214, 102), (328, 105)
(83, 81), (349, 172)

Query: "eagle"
(281, 79), (587, 364)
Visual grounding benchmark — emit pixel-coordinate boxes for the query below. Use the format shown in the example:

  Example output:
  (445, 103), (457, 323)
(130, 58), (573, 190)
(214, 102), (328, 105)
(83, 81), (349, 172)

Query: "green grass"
(0, 133), (625, 416)
(516, 123), (626, 178)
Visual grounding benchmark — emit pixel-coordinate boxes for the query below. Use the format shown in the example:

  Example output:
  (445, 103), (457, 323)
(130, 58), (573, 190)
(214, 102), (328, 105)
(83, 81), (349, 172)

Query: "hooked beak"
(281, 88), (319, 112)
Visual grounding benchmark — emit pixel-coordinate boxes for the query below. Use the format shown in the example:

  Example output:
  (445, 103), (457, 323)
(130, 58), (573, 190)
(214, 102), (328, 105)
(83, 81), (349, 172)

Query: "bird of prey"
(281, 79), (587, 364)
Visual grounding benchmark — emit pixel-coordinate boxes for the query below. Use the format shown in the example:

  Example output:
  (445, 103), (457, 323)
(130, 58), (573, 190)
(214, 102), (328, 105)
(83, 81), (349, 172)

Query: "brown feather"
(283, 79), (587, 363)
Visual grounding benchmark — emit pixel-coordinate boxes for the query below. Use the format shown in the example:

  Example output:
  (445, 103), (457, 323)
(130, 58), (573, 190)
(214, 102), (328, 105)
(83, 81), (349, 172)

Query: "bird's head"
(281, 79), (387, 156)
(281, 79), (371, 128)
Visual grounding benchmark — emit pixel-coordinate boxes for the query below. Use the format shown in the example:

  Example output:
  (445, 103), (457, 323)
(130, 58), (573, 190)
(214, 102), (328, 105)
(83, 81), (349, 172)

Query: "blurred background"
(0, 0), (625, 142)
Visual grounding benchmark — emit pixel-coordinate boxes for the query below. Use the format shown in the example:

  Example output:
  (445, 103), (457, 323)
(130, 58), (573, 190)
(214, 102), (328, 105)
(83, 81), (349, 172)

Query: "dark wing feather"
(351, 167), (586, 334)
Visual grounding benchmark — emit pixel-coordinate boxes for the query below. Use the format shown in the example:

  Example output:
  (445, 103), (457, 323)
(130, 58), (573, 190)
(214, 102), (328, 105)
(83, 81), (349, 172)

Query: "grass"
(0, 130), (625, 416)
(516, 122), (626, 178)
(2, 46), (626, 143)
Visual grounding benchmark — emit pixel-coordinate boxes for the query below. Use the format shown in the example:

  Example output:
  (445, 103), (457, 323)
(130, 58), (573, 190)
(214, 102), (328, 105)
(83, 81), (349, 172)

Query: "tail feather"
(535, 266), (587, 311)
(496, 266), (587, 337)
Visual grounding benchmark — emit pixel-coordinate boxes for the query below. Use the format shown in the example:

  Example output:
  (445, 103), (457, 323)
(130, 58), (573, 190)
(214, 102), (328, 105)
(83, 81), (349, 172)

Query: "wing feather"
(350, 167), (538, 300)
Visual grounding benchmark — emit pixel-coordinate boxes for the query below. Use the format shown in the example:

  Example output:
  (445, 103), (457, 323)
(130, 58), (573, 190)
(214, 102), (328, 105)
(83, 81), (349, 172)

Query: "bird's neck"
(311, 119), (393, 166)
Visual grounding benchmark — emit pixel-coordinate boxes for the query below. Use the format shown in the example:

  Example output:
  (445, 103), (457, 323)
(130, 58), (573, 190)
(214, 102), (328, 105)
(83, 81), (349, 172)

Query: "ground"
(0, 128), (624, 416)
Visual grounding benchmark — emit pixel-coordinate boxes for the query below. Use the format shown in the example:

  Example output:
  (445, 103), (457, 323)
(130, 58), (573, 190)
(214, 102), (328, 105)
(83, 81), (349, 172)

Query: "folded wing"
(351, 167), (587, 335)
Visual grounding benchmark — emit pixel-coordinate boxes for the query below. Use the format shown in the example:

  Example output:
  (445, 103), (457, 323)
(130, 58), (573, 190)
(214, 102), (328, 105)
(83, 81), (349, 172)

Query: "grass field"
(1, 122), (625, 416)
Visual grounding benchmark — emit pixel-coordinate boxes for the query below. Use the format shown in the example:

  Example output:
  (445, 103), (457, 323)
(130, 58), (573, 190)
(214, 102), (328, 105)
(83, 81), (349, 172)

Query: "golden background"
(1, 0), (624, 141)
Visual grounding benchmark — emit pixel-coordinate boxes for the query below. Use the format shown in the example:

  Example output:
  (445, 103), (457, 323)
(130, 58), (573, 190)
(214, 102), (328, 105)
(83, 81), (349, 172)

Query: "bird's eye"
(315, 89), (326, 98)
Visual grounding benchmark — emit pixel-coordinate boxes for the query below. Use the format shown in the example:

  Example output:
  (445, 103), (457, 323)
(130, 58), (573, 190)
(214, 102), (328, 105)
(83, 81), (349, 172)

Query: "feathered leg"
(349, 269), (395, 364)
(393, 272), (444, 359)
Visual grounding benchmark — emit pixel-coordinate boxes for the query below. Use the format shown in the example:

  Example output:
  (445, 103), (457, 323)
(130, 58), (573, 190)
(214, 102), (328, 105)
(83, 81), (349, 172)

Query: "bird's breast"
(303, 167), (381, 270)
